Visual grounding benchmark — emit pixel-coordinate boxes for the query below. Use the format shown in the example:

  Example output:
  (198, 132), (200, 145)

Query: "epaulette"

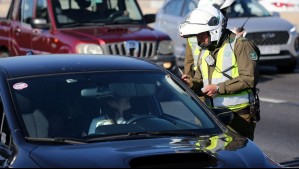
(238, 37), (248, 42)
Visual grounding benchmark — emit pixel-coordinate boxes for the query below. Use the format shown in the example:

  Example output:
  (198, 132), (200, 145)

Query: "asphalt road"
(254, 62), (299, 167)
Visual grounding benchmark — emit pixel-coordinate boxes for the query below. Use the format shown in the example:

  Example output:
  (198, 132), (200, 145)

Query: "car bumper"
(259, 55), (297, 66)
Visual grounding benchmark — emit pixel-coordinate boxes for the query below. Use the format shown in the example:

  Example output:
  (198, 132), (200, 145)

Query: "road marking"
(259, 97), (287, 104)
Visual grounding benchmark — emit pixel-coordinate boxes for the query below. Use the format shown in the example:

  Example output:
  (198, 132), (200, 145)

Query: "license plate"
(258, 45), (280, 55)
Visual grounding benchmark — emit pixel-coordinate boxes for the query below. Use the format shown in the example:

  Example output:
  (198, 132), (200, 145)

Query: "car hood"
(227, 16), (294, 32)
(59, 25), (169, 43)
(29, 132), (271, 168)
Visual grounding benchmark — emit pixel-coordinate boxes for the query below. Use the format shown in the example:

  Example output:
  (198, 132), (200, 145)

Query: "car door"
(11, 0), (35, 56)
(30, 0), (52, 55)
(0, 0), (13, 57)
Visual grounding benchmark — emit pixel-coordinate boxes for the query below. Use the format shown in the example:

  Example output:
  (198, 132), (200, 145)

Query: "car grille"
(102, 41), (157, 58)
(245, 31), (289, 45)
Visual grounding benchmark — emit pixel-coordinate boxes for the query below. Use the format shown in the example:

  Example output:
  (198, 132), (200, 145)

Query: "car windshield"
(52, 0), (144, 28)
(227, 0), (272, 18)
(10, 71), (221, 140)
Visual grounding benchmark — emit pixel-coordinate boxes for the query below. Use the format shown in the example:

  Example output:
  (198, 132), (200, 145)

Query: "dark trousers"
(229, 108), (256, 141)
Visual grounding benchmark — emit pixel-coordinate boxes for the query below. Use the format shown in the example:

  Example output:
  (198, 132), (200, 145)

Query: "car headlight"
(290, 26), (297, 33)
(76, 44), (104, 54)
(158, 40), (174, 55)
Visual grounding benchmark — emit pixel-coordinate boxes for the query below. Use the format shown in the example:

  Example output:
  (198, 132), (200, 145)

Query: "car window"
(163, 0), (184, 17)
(36, 0), (50, 23)
(21, 0), (34, 24)
(227, 0), (271, 18)
(52, 0), (143, 28)
(0, 97), (11, 147)
(10, 71), (220, 139)
(182, 0), (197, 17)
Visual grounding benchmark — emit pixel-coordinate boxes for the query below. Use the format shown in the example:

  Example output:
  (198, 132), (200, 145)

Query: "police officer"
(179, 5), (260, 141)
(184, 0), (243, 77)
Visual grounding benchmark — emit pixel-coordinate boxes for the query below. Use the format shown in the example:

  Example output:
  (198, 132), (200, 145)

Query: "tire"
(277, 61), (297, 73)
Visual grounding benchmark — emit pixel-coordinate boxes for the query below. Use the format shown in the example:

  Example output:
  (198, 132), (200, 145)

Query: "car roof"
(0, 54), (163, 78)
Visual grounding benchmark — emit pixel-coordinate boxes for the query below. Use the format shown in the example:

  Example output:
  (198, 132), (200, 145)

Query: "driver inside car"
(88, 96), (132, 135)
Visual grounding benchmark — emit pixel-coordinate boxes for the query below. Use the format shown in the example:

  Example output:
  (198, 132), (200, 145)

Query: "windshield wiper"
(60, 22), (106, 28)
(106, 20), (141, 25)
(128, 130), (202, 137)
(25, 137), (87, 145)
(87, 130), (202, 143)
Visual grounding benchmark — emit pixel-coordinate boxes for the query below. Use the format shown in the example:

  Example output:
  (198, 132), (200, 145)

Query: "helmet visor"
(179, 16), (220, 38)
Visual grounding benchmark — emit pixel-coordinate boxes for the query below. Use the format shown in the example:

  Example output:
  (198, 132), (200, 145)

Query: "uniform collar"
(210, 29), (236, 56)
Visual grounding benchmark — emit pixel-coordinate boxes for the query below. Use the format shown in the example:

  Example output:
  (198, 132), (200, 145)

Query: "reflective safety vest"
(190, 36), (252, 111)
(188, 37), (201, 71)
(195, 134), (233, 153)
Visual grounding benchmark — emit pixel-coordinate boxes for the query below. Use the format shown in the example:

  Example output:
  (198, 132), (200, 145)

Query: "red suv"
(0, 0), (177, 73)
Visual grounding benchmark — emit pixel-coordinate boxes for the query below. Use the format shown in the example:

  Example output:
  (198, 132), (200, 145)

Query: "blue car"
(0, 54), (281, 167)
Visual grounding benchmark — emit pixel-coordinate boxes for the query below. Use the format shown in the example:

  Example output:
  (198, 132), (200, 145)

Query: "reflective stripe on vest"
(200, 37), (251, 110)
(195, 134), (233, 153)
(188, 37), (201, 71)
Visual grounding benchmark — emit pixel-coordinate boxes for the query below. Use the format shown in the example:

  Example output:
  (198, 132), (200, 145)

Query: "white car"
(259, 0), (299, 12)
(154, 0), (299, 73)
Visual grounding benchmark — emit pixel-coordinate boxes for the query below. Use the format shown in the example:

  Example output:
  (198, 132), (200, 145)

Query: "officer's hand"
(181, 74), (193, 87)
(232, 27), (245, 37)
(202, 84), (218, 98)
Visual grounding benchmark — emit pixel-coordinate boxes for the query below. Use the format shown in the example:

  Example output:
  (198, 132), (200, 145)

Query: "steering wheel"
(108, 11), (124, 20)
(126, 114), (156, 124)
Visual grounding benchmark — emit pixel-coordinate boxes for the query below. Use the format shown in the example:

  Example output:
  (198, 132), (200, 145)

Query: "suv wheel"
(276, 61), (297, 73)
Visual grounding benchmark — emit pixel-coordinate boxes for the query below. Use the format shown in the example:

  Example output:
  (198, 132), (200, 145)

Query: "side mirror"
(31, 18), (50, 29)
(211, 108), (234, 125)
(144, 14), (156, 24)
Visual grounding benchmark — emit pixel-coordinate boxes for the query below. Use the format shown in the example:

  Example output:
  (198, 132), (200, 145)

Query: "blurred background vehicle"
(153, 0), (299, 73)
(0, 0), (178, 75)
(258, 0), (299, 13)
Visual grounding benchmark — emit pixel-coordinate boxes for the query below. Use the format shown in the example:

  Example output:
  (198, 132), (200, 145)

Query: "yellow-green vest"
(190, 36), (252, 111)
(187, 37), (201, 71)
(195, 134), (233, 153)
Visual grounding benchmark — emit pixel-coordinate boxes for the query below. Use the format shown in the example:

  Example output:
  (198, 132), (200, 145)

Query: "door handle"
(14, 28), (21, 33)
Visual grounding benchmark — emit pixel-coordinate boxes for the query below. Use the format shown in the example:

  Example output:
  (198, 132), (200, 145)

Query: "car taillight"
(272, 2), (295, 8)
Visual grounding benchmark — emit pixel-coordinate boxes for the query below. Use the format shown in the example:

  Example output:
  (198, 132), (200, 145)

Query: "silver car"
(154, 0), (299, 73)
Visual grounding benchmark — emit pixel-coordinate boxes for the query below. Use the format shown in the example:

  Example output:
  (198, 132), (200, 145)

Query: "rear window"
(227, 0), (271, 18)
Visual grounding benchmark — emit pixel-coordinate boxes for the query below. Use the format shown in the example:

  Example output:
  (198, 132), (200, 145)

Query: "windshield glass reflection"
(11, 71), (220, 140)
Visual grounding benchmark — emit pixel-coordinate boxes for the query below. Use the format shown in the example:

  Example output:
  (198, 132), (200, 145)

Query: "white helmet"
(179, 5), (225, 45)
(198, 0), (235, 9)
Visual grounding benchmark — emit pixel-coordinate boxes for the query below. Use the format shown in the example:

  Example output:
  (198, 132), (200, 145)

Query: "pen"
(178, 68), (184, 75)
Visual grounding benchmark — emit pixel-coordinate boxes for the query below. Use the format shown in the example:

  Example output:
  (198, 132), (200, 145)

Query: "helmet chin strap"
(199, 42), (210, 49)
